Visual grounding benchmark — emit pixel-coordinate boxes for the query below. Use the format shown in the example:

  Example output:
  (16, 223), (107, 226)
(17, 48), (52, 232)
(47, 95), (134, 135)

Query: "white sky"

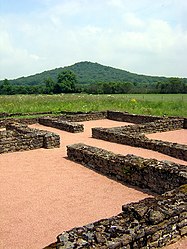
(0, 0), (187, 79)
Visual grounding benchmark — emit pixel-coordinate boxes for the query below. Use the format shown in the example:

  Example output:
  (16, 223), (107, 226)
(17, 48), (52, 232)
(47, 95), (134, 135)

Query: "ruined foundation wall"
(38, 112), (107, 132)
(67, 143), (187, 195)
(0, 122), (60, 154)
(44, 143), (187, 248)
(107, 111), (185, 125)
(0, 117), (38, 128)
(45, 183), (187, 249)
(38, 117), (84, 133)
(92, 118), (187, 161)
(0, 111), (107, 128)
(59, 111), (107, 122)
(107, 111), (166, 124)
(108, 118), (184, 134)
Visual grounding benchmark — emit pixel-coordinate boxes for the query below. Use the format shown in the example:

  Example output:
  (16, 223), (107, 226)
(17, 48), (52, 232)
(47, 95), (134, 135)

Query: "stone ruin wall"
(45, 186), (187, 249)
(45, 143), (187, 249)
(0, 111), (107, 119)
(0, 112), (106, 153)
(107, 110), (166, 124)
(0, 111), (54, 118)
(92, 117), (187, 161)
(67, 144), (187, 195)
(43, 111), (187, 248)
(38, 112), (106, 133)
(107, 110), (186, 124)
(58, 111), (107, 122)
(0, 110), (186, 128)
(107, 118), (184, 134)
(0, 111), (187, 247)
(0, 117), (38, 128)
(0, 111), (106, 128)
(0, 122), (60, 154)
(38, 117), (84, 133)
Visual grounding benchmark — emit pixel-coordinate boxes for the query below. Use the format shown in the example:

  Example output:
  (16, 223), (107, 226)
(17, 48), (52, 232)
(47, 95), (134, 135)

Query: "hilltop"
(6, 61), (169, 86)
(1, 61), (186, 94)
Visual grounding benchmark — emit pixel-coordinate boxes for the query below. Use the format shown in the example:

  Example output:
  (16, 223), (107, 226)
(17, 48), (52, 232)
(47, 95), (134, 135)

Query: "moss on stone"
(123, 166), (131, 175)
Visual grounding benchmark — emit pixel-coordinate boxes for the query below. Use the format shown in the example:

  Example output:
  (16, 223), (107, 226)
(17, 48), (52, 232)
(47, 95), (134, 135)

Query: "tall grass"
(0, 94), (186, 117)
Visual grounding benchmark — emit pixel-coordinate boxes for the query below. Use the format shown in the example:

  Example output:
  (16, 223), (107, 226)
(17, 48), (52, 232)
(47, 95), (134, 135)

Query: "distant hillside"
(3, 61), (174, 86)
(64, 62), (169, 85)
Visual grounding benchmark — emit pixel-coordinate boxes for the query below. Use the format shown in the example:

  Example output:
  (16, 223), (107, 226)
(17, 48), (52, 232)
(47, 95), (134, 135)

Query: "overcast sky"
(0, 0), (187, 80)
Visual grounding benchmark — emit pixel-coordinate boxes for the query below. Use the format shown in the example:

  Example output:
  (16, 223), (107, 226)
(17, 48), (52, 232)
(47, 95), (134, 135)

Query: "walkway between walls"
(0, 119), (186, 249)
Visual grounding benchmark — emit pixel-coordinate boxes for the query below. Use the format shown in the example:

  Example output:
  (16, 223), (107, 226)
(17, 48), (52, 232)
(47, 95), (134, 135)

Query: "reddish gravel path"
(147, 129), (187, 145)
(0, 119), (186, 249)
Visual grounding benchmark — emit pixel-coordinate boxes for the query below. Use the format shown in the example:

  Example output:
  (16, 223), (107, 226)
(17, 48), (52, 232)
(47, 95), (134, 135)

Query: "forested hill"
(63, 61), (168, 85)
(5, 61), (170, 86)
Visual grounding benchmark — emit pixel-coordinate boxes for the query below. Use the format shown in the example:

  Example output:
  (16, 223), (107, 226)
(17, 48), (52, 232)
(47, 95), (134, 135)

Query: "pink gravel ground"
(147, 129), (187, 145)
(0, 119), (186, 249)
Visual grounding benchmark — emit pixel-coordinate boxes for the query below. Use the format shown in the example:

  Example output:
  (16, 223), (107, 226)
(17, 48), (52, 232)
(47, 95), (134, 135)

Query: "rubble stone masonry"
(106, 110), (184, 124)
(67, 143), (187, 195)
(45, 185), (187, 249)
(39, 117), (84, 133)
(0, 122), (60, 154)
(45, 142), (187, 249)
(0, 111), (186, 248)
(59, 111), (107, 122)
(92, 118), (186, 161)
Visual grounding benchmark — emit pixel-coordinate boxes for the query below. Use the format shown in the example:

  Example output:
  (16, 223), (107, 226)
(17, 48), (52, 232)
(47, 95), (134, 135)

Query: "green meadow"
(0, 94), (186, 117)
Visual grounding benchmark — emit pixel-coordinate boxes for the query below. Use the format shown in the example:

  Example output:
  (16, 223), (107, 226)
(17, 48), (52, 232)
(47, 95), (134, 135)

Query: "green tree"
(44, 77), (55, 94)
(54, 70), (77, 93)
(157, 77), (187, 93)
(0, 79), (12, 94)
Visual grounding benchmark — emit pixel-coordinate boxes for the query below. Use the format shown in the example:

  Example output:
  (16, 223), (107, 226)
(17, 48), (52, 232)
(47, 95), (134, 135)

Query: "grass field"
(0, 94), (186, 117)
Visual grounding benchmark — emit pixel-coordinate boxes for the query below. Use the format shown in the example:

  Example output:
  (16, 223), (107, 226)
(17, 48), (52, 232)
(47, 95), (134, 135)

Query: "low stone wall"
(0, 111), (55, 118)
(0, 117), (38, 128)
(45, 184), (187, 249)
(67, 143), (187, 194)
(0, 112), (106, 129)
(107, 110), (166, 124)
(44, 143), (187, 248)
(109, 118), (184, 134)
(107, 110), (186, 125)
(39, 117), (84, 133)
(92, 118), (187, 161)
(0, 122), (60, 154)
(0, 111), (107, 119)
(59, 111), (107, 122)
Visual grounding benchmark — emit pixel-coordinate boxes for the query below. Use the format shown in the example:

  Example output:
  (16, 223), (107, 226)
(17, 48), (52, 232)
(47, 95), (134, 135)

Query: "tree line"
(0, 70), (187, 95)
(0, 71), (77, 95)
